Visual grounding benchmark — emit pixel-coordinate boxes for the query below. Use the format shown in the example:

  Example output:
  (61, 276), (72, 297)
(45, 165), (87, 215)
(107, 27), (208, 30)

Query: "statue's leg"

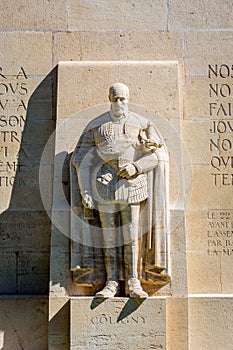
(121, 203), (148, 298)
(98, 203), (119, 282)
(121, 203), (140, 280)
(95, 203), (120, 297)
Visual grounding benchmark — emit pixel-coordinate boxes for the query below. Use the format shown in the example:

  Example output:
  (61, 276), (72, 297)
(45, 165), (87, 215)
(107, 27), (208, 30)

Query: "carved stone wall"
(0, 1), (233, 349)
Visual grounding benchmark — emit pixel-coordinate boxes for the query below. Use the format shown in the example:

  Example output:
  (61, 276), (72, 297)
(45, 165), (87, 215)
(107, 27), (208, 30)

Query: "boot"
(95, 281), (119, 298)
(128, 278), (148, 298)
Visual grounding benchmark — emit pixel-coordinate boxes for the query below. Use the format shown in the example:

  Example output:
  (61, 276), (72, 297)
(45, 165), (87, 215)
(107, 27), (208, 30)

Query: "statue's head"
(108, 82), (129, 118)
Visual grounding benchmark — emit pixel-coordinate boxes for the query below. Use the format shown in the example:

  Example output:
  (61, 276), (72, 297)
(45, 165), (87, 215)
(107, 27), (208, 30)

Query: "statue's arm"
(133, 122), (161, 173)
(117, 152), (158, 179)
(71, 128), (96, 207)
(133, 152), (158, 174)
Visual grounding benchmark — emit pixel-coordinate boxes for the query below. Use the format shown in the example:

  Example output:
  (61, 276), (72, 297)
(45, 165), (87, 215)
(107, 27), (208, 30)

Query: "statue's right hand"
(82, 192), (94, 209)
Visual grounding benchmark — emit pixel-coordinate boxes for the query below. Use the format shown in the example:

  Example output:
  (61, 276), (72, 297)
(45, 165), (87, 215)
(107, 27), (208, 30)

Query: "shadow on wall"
(0, 66), (58, 295)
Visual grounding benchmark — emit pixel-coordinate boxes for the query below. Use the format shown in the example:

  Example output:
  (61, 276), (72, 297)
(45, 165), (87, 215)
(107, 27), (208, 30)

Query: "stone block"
(17, 252), (50, 294)
(187, 252), (222, 294)
(0, 297), (48, 350)
(53, 32), (120, 64)
(119, 31), (184, 62)
(0, 252), (17, 293)
(0, 32), (52, 74)
(169, 0), (233, 30)
(170, 252), (187, 296)
(184, 76), (210, 119)
(219, 254), (233, 293)
(186, 209), (233, 294)
(57, 61), (180, 122)
(70, 297), (166, 350)
(185, 210), (208, 253)
(0, 211), (50, 252)
(185, 31), (233, 76)
(167, 297), (188, 350)
(49, 298), (70, 350)
(2, 165), (53, 211)
(189, 297), (233, 350)
(49, 250), (71, 297)
(182, 120), (211, 164)
(189, 165), (222, 210)
(169, 156), (181, 207)
(68, 0), (167, 31)
(0, 0), (67, 31)
(21, 120), (55, 146)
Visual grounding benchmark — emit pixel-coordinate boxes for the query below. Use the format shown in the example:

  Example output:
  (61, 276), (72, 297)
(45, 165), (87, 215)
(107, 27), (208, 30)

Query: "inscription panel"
(207, 210), (233, 256)
(0, 65), (54, 211)
(70, 297), (166, 350)
(208, 64), (233, 187)
(0, 67), (29, 211)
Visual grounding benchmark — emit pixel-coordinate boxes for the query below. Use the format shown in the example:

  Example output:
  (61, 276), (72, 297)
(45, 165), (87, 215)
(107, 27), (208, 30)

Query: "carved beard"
(111, 102), (128, 118)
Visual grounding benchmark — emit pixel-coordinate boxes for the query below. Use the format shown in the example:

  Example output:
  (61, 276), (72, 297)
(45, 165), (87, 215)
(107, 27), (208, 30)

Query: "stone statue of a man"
(71, 82), (168, 298)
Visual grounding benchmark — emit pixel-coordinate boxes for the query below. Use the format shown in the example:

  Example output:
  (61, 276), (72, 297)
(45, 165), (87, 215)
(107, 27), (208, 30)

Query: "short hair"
(109, 82), (130, 99)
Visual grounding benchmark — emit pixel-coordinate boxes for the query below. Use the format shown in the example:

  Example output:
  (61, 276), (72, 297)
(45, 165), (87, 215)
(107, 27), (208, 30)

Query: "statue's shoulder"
(85, 112), (110, 130)
(129, 112), (150, 127)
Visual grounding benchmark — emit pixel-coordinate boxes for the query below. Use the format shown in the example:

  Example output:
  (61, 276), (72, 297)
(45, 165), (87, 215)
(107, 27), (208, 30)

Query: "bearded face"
(110, 96), (129, 118)
(108, 83), (130, 118)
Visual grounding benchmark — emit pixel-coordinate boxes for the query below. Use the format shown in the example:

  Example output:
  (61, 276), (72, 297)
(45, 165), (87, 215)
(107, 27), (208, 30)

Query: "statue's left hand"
(117, 163), (137, 179)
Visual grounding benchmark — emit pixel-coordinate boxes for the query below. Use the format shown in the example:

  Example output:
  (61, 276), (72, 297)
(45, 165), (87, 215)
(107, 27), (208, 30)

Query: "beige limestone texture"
(185, 210), (208, 252)
(0, 0), (232, 348)
(184, 31), (233, 76)
(189, 297), (233, 350)
(0, 297), (48, 350)
(57, 61), (180, 122)
(53, 32), (82, 64)
(182, 121), (211, 164)
(119, 31), (184, 62)
(0, 0), (67, 31)
(167, 297), (188, 350)
(68, 0), (167, 31)
(0, 32), (52, 74)
(53, 31), (120, 65)
(186, 208), (233, 294)
(169, 0), (233, 30)
(187, 252), (222, 294)
(49, 298), (70, 350)
(189, 165), (222, 210)
(70, 297), (166, 350)
(184, 76), (210, 120)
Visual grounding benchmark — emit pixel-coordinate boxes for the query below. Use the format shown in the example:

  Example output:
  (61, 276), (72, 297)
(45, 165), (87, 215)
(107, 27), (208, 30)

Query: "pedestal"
(70, 297), (166, 350)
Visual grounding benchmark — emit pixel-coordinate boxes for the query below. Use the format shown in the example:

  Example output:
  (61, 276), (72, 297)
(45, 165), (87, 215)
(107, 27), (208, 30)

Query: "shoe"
(128, 278), (148, 298)
(95, 281), (118, 298)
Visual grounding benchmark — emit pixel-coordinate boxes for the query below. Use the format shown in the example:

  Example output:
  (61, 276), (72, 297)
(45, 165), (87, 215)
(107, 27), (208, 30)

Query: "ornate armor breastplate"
(93, 121), (148, 204)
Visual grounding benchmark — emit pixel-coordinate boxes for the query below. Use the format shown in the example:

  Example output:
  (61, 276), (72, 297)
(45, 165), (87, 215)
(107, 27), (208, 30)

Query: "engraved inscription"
(207, 210), (233, 256)
(0, 67), (29, 191)
(90, 314), (146, 325)
(208, 64), (233, 186)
